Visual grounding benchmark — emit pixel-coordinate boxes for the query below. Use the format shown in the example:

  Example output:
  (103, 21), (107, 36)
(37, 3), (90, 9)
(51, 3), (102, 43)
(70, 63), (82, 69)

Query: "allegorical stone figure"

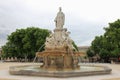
(54, 7), (65, 29)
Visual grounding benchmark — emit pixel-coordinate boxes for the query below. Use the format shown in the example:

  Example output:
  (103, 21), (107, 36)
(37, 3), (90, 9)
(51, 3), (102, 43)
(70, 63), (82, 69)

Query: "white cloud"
(0, 0), (120, 46)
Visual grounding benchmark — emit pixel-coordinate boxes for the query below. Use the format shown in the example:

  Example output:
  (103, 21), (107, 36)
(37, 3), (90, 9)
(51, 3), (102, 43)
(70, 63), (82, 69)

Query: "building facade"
(78, 46), (89, 53)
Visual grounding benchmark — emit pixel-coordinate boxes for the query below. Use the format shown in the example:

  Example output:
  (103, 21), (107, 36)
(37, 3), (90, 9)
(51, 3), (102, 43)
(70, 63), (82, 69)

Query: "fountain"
(9, 7), (112, 77)
(36, 7), (80, 70)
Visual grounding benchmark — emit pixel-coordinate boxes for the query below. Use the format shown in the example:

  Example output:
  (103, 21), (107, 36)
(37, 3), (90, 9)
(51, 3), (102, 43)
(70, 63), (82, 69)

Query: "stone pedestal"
(36, 50), (80, 70)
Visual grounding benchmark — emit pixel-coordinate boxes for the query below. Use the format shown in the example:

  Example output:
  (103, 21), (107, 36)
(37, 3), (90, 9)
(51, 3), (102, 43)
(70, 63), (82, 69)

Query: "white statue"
(44, 7), (75, 51)
(54, 7), (65, 29)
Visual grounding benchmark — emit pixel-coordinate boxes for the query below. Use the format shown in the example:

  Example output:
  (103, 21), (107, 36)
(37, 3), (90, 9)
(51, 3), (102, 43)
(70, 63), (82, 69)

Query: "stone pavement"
(0, 62), (120, 80)
(103, 78), (120, 80)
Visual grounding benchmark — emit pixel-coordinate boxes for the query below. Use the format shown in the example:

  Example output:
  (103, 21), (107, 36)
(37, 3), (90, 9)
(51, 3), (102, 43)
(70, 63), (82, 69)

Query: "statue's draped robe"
(54, 11), (65, 28)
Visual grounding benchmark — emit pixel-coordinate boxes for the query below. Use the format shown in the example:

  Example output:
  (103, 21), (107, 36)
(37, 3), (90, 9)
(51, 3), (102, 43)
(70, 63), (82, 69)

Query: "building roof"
(78, 46), (89, 49)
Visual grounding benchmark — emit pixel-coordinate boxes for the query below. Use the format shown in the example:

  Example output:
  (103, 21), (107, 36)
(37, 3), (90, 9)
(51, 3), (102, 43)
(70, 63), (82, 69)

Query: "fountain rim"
(9, 64), (112, 78)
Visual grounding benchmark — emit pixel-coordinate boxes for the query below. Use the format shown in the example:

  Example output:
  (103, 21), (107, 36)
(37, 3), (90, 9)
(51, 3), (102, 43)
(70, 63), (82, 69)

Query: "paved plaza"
(0, 62), (120, 80)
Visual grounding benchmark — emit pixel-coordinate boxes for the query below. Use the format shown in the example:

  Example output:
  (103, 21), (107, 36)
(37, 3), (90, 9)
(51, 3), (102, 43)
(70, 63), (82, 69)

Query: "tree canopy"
(87, 19), (120, 62)
(2, 27), (50, 61)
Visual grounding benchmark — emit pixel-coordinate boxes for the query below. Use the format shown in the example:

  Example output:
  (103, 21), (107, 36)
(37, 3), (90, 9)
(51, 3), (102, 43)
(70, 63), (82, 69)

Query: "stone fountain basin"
(9, 64), (112, 78)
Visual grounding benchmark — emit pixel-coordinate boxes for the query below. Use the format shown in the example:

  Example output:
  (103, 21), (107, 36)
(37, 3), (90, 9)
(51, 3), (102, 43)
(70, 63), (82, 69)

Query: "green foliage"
(2, 27), (50, 61)
(87, 19), (120, 61)
(87, 48), (95, 57)
(99, 49), (109, 59)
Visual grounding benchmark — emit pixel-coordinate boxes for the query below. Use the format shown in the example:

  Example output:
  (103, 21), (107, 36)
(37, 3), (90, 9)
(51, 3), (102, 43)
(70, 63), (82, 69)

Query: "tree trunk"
(24, 55), (28, 62)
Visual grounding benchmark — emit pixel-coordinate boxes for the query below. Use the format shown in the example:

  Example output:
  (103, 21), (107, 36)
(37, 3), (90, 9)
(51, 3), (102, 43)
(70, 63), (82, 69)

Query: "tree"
(104, 19), (120, 58)
(87, 48), (95, 57)
(2, 27), (50, 61)
(87, 19), (120, 62)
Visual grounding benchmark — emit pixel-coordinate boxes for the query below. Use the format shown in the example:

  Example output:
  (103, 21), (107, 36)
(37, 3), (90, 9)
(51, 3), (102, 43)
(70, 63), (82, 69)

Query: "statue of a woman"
(54, 7), (65, 29)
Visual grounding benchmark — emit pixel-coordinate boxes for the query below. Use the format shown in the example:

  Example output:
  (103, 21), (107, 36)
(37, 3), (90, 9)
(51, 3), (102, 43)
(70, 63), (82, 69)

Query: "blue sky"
(0, 0), (120, 47)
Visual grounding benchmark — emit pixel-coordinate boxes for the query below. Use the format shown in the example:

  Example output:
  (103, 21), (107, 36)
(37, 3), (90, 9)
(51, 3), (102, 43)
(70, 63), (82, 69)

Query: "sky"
(0, 0), (120, 47)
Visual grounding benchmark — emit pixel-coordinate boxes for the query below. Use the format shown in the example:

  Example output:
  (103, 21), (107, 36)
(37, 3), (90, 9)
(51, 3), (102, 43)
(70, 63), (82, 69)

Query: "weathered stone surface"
(36, 7), (79, 70)
(54, 7), (65, 29)
(9, 65), (112, 77)
(44, 7), (74, 52)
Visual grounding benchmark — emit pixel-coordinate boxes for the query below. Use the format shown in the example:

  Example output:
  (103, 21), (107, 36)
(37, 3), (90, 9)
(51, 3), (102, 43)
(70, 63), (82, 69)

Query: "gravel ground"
(0, 62), (120, 80)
